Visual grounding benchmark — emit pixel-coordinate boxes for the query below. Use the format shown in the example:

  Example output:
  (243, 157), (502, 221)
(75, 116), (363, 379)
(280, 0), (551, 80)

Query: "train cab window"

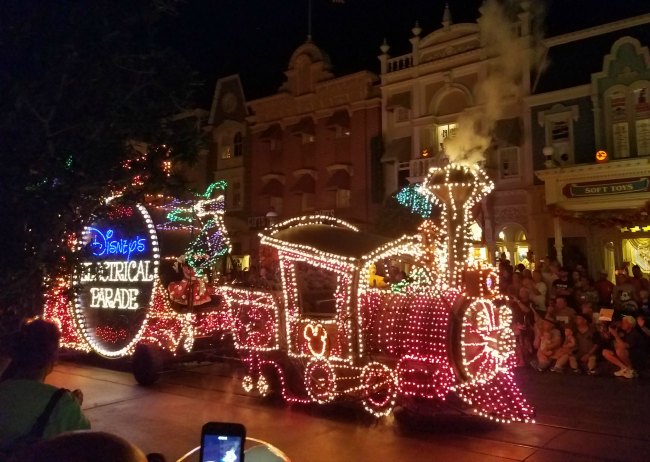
(295, 262), (337, 318)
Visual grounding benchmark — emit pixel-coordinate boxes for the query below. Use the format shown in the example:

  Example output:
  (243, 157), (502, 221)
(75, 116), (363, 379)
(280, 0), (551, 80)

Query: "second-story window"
(233, 132), (243, 157)
(437, 123), (457, 153)
(498, 147), (520, 180)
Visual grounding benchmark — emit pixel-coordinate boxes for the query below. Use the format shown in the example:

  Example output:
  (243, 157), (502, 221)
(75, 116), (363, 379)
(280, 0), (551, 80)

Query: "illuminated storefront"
(536, 158), (650, 277)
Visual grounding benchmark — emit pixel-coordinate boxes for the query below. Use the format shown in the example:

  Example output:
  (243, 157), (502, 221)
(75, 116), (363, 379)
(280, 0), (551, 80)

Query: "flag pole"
(307, 0), (312, 41)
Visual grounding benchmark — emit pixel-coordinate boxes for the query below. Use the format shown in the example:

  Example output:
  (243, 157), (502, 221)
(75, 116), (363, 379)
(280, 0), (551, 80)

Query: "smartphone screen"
(200, 423), (246, 462)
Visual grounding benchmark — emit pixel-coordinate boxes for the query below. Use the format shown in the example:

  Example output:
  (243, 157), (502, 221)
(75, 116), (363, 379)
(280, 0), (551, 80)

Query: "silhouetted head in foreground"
(17, 431), (152, 462)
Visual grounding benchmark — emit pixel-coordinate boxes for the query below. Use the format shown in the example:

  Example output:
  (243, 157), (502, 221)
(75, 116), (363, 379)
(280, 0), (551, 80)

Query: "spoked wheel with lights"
(360, 362), (397, 417)
(455, 298), (514, 384)
(304, 358), (336, 404)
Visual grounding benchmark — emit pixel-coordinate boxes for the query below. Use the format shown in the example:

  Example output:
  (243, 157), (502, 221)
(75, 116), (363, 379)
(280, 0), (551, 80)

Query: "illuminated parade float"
(43, 182), (233, 384)
(226, 162), (534, 423)
(44, 164), (534, 423)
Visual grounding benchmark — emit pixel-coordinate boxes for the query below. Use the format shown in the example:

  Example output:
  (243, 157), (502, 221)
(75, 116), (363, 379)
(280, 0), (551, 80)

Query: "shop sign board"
(562, 177), (650, 198)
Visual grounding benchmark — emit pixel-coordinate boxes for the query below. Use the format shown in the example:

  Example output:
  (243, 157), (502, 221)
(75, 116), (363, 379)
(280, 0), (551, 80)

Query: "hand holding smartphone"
(200, 422), (246, 462)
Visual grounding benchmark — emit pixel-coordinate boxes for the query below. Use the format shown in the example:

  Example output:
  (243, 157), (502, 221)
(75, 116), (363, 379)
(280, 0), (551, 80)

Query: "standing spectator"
(510, 288), (536, 366)
(594, 269), (615, 308)
(551, 267), (573, 303)
(530, 270), (548, 312)
(602, 316), (646, 378)
(613, 271), (636, 310)
(575, 276), (598, 307)
(639, 289), (650, 316)
(630, 264), (650, 301)
(541, 259), (559, 289)
(0, 320), (90, 455)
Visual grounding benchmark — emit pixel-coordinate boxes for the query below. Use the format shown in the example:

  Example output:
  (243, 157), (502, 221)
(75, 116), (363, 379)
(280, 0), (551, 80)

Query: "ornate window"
(537, 104), (579, 165)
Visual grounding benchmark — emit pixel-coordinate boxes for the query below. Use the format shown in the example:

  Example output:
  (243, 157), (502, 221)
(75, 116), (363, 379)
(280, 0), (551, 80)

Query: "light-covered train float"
(44, 164), (534, 423)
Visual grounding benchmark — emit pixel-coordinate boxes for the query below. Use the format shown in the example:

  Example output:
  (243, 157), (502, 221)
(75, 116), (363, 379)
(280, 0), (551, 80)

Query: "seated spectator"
(557, 314), (599, 374)
(552, 296), (577, 325)
(533, 318), (562, 371)
(0, 319), (90, 456)
(579, 301), (595, 322)
(550, 326), (578, 373)
(17, 430), (154, 462)
(602, 316), (647, 379)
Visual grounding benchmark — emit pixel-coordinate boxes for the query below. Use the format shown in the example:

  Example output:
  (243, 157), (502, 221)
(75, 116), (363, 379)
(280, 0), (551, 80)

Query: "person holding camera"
(602, 316), (646, 379)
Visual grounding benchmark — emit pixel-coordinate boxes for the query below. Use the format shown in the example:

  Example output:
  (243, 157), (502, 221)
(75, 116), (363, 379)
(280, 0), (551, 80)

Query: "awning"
(291, 117), (315, 136)
(325, 169), (351, 190)
(260, 124), (282, 141)
(326, 110), (350, 129)
(290, 174), (316, 194)
(260, 179), (284, 197)
(386, 92), (411, 111)
(493, 117), (522, 146)
(381, 137), (412, 163)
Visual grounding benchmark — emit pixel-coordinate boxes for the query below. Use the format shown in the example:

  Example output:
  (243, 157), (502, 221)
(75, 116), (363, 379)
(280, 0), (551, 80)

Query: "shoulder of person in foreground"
(43, 388), (91, 438)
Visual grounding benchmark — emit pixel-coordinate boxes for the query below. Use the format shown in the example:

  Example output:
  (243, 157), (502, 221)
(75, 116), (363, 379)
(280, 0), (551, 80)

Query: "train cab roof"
(269, 224), (391, 260)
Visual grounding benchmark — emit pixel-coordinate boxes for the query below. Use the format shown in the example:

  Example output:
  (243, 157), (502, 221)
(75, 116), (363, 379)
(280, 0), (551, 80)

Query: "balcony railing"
(387, 54), (413, 73)
(399, 157), (447, 182)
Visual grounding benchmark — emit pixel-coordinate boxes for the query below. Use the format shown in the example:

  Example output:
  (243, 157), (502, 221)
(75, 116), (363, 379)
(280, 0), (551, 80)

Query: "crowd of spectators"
(500, 258), (650, 379)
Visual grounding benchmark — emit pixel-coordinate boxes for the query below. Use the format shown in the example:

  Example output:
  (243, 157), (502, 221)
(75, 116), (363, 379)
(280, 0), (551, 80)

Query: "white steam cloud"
(444, 0), (546, 165)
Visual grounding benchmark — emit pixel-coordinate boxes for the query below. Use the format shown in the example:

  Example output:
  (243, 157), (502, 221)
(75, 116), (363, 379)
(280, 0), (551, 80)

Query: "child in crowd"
(551, 326), (577, 372)
(534, 318), (562, 371)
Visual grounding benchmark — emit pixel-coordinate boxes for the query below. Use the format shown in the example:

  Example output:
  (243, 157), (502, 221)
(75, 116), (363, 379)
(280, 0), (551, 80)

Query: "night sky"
(161, 0), (650, 107)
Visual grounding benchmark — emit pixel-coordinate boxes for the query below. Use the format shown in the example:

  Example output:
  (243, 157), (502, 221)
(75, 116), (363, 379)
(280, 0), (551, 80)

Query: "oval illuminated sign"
(74, 203), (159, 357)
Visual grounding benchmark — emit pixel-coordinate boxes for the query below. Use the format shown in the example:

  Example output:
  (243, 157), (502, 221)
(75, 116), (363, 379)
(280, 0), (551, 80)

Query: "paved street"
(45, 358), (650, 462)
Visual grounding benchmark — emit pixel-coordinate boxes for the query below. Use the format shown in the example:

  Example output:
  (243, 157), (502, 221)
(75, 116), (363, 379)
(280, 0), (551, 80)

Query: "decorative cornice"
(543, 14), (650, 48)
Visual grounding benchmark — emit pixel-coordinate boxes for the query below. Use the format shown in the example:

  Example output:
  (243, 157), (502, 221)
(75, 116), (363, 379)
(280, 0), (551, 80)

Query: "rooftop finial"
(442, 3), (452, 28)
(412, 21), (422, 37)
(379, 38), (390, 55)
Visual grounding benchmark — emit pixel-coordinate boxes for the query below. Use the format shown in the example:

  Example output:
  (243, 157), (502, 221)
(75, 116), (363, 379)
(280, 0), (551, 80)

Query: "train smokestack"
(421, 163), (493, 289)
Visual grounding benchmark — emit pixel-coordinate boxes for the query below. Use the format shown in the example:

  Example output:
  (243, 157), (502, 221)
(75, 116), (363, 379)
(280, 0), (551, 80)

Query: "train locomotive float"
(225, 162), (534, 423)
(43, 182), (234, 385)
(44, 163), (534, 423)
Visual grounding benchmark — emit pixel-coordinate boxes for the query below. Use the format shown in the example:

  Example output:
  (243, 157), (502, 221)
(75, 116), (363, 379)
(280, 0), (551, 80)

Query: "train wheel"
(132, 343), (163, 386)
(304, 358), (336, 404)
(457, 298), (514, 384)
(360, 362), (397, 417)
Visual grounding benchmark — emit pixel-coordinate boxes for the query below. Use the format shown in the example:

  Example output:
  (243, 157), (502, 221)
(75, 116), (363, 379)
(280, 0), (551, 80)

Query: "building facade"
(533, 14), (650, 277)
(378, 4), (538, 267)
(247, 41), (383, 234)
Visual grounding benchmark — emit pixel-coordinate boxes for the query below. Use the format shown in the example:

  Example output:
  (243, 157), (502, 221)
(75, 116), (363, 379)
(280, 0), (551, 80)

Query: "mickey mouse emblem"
(303, 322), (329, 358)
